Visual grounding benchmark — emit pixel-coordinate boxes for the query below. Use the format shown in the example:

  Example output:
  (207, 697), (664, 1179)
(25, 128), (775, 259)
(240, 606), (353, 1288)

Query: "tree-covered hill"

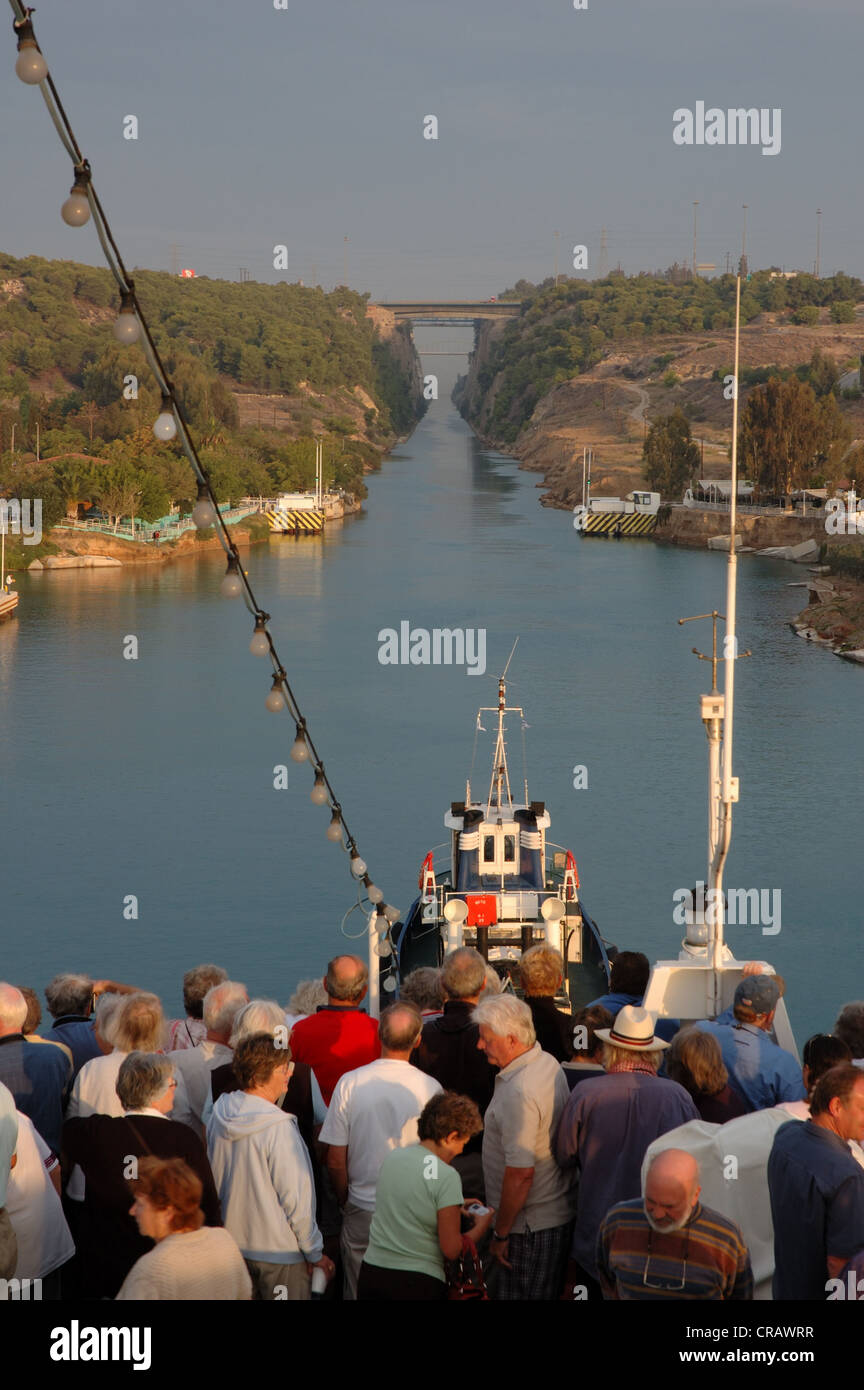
(458, 269), (863, 446)
(0, 254), (423, 537)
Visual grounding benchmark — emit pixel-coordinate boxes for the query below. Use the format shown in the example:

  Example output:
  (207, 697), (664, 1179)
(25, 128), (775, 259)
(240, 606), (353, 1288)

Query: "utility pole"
(724, 250), (731, 275)
(815, 208), (822, 279)
(740, 204), (748, 276)
(599, 227), (608, 280)
(692, 202), (699, 282)
(343, 236), (349, 286)
(553, 229), (560, 286)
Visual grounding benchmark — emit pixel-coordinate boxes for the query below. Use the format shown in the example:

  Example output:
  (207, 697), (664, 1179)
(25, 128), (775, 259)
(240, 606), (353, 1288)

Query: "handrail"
(54, 505), (260, 543)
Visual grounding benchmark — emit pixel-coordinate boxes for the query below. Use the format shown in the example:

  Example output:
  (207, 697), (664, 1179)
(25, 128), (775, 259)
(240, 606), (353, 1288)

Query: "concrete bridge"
(374, 300), (524, 322)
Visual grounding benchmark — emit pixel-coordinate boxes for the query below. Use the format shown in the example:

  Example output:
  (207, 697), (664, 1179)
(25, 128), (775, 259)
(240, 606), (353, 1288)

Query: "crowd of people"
(1, 944), (863, 1302)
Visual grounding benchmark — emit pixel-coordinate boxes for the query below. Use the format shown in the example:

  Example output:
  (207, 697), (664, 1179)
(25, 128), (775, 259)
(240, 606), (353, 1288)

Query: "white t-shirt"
(68, 1049), (126, 1119)
(6, 1111), (75, 1280)
(319, 1058), (441, 1209)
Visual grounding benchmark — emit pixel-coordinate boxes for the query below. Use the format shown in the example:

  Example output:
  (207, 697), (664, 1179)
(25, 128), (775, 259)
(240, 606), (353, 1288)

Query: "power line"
(8, 0), (400, 991)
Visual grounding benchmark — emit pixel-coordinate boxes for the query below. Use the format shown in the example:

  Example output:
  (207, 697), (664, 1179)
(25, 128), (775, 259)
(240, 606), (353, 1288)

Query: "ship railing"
(55, 505), (260, 542)
(432, 884), (570, 921)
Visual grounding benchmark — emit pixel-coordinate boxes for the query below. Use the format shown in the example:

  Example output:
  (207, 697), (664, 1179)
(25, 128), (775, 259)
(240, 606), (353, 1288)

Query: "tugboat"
(380, 661), (614, 1011)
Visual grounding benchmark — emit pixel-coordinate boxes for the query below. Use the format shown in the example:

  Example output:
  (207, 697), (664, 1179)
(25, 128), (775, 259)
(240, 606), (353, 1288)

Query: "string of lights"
(9, 1), (400, 992)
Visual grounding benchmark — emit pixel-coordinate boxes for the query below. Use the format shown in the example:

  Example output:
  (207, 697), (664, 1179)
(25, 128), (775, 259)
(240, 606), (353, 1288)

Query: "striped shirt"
(597, 1199), (753, 1300)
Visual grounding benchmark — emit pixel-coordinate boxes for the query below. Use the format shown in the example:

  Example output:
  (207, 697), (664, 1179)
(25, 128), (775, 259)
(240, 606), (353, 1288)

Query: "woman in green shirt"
(358, 1093), (494, 1300)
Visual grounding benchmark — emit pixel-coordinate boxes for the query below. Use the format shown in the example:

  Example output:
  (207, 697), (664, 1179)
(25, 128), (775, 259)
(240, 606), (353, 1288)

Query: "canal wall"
(25, 517), (273, 571)
(654, 507), (828, 550)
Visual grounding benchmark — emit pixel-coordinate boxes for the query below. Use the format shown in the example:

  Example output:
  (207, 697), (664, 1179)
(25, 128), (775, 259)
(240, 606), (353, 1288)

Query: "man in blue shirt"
(0, 982), (71, 1153)
(44, 972), (101, 1078)
(768, 1063), (864, 1300)
(695, 976), (805, 1112)
(588, 951), (679, 1043)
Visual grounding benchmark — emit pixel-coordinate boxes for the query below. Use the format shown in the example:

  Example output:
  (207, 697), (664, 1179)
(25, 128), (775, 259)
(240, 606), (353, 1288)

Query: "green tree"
(642, 410), (700, 497)
(738, 376), (847, 495)
(830, 301), (856, 324)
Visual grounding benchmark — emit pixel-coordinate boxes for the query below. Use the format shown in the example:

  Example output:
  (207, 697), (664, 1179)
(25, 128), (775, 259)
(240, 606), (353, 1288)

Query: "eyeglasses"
(642, 1226), (690, 1291)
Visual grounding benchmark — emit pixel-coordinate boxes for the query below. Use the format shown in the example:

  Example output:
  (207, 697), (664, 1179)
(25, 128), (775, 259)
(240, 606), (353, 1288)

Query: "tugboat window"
(503, 835), (516, 862)
(483, 836), (495, 863)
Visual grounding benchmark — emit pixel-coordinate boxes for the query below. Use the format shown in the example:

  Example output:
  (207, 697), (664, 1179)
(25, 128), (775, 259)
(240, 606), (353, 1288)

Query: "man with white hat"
(555, 1005), (698, 1296)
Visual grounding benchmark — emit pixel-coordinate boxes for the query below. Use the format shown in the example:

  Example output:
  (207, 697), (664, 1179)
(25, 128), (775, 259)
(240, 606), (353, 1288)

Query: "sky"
(1, 0), (861, 299)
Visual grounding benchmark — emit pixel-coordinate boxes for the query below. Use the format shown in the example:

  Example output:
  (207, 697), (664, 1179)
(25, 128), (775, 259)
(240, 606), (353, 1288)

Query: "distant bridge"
(375, 300), (524, 322)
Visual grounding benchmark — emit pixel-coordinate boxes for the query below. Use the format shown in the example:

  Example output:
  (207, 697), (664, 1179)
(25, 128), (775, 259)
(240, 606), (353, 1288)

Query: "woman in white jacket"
(207, 1031), (334, 1300)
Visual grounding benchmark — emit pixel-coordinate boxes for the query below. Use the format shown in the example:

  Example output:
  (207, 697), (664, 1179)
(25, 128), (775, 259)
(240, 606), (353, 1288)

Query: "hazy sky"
(1, 0), (861, 298)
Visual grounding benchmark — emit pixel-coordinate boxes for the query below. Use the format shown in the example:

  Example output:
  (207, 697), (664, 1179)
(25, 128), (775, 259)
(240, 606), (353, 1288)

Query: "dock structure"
(581, 511), (658, 537)
(264, 503), (325, 534)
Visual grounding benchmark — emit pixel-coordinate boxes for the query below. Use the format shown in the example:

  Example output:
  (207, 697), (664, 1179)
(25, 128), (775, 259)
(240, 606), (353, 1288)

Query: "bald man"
(0, 983), (71, 1153)
(320, 1002), (441, 1299)
(289, 956), (380, 1106)
(595, 1148), (753, 1300)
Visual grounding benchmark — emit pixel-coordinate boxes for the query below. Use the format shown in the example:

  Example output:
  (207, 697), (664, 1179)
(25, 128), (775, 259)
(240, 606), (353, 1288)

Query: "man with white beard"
(595, 1149), (753, 1300)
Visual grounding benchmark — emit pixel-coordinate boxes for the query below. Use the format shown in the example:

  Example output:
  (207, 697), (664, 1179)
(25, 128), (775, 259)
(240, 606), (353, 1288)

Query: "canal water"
(1, 341), (860, 1043)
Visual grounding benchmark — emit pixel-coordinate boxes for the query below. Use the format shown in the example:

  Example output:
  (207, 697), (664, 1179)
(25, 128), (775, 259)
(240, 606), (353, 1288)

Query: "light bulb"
(153, 395), (177, 441)
(383, 904), (401, 924)
(350, 856), (367, 878)
(310, 772), (329, 805)
(61, 184), (90, 227)
(326, 811), (343, 843)
(382, 976), (397, 993)
(375, 939), (392, 958)
(220, 558), (243, 598)
(265, 677), (286, 713)
(290, 729), (309, 763)
(367, 883), (384, 905)
(249, 620), (269, 657)
(113, 291), (140, 343)
(16, 44), (46, 84)
(192, 482), (217, 529)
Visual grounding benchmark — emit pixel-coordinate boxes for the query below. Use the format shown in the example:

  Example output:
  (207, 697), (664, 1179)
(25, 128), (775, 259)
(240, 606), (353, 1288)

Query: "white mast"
(708, 274), (742, 1011)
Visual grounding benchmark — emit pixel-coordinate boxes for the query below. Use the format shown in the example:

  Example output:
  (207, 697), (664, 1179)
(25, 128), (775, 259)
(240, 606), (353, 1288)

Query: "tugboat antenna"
(501, 638), (519, 681)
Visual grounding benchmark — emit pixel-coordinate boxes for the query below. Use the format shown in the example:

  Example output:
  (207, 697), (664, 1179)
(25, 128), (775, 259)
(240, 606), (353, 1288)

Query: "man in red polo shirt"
(289, 956), (380, 1106)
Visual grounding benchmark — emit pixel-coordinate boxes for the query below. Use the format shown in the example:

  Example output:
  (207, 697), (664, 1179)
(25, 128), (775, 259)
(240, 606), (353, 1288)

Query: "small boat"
(573, 490), (661, 537)
(381, 660), (614, 1010)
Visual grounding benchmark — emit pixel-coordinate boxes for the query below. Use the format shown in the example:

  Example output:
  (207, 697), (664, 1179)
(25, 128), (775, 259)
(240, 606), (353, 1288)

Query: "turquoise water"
(1, 355), (860, 1043)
